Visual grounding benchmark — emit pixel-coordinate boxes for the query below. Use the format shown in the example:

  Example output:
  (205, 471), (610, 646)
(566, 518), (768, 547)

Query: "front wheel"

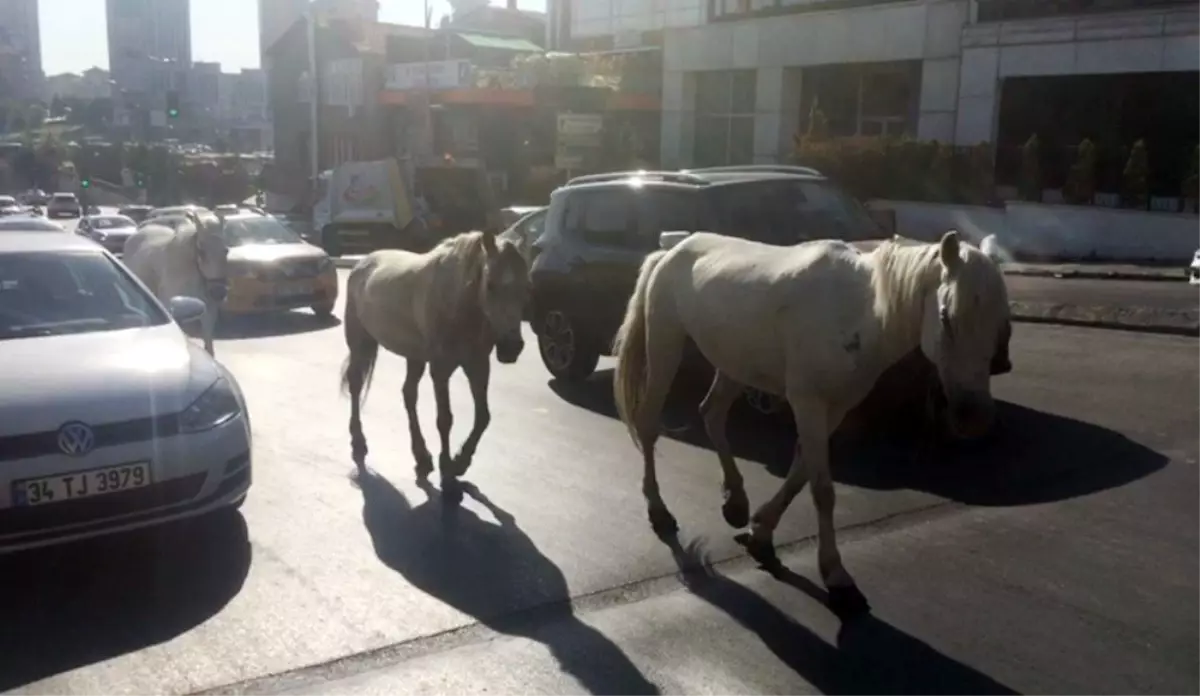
(538, 309), (600, 382)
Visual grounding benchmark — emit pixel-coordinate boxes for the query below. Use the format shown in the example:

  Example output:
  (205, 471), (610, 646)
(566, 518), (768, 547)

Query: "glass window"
(694, 116), (731, 167)
(222, 216), (304, 246)
(641, 189), (702, 236)
(728, 116), (755, 165)
(567, 190), (637, 248)
(0, 251), (169, 340)
(729, 70), (757, 112)
(90, 216), (136, 229)
(695, 72), (731, 114)
(796, 180), (882, 241)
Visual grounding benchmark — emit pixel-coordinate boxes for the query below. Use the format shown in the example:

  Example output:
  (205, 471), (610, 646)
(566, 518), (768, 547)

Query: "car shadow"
(356, 471), (660, 695)
(664, 536), (1017, 695)
(211, 311), (341, 340)
(0, 512), (251, 691)
(548, 369), (1166, 508)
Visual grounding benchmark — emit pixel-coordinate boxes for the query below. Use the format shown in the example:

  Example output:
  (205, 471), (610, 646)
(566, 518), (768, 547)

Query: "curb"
(1009, 301), (1199, 337)
(1002, 267), (1188, 283)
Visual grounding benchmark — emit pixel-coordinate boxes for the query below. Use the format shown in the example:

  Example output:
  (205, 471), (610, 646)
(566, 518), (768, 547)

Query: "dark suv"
(528, 166), (892, 388)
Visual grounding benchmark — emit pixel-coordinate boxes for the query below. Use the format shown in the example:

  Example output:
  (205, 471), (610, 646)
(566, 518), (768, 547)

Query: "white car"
(1190, 249), (1199, 285)
(46, 192), (81, 218)
(0, 232), (252, 553)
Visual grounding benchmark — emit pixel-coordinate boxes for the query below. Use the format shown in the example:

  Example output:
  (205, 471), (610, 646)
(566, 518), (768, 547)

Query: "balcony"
(976, 0), (1197, 22)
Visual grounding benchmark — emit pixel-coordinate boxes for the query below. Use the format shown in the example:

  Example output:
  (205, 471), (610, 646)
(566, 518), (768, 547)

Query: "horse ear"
(939, 230), (961, 272)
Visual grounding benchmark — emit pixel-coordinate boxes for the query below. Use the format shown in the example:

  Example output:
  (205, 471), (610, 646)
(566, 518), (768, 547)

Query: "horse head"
(187, 210), (231, 304)
(920, 230), (1012, 440)
(475, 229), (530, 364)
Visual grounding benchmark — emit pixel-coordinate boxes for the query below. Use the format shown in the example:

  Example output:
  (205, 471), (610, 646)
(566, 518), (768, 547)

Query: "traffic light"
(80, 178), (90, 189)
(166, 90), (180, 119)
(136, 173), (145, 187)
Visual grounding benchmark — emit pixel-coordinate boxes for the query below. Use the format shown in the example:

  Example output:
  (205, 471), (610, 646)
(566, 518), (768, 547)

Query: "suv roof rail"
(683, 165), (823, 177)
(566, 170), (708, 186)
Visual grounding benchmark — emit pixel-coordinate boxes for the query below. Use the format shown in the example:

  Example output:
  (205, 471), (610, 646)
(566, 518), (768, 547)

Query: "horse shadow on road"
(209, 310), (340, 341)
(664, 536), (1017, 695)
(0, 512), (251, 692)
(356, 472), (660, 695)
(549, 369), (1167, 508)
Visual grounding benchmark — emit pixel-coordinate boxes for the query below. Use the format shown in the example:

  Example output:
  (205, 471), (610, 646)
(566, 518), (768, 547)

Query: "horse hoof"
(826, 583), (871, 620)
(721, 488), (750, 529)
(648, 506), (678, 537)
(351, 443), (368, 467)
(735, 533), (781, 571)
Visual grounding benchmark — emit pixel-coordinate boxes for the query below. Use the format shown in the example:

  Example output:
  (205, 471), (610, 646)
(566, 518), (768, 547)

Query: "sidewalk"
(999, 261), (1187, 282)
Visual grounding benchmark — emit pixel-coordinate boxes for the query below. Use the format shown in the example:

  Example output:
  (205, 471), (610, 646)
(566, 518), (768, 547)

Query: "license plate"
(13, 462), (152, 507)
(276, 281), (311, 296)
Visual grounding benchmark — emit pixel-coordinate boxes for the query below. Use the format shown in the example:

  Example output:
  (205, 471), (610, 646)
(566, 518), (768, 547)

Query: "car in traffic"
(46, 192), (82, 218)
(0, 195), (24, 216)
(0, 232), (252, 554)
(19, 189), (48, 206)
(0, 216), (65, 232)
(218, 211), (339, 318)
(77, 214), (139, 255)
(117, 205), (154, 223)
(498, 205), (547, 267)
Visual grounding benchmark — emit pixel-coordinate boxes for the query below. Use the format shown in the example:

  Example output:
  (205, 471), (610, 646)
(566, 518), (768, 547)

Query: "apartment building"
(0, 0), (43, 100)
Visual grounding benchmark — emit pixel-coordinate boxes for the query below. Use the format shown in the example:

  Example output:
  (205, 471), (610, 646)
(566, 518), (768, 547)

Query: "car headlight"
(179, 376), (241, 433)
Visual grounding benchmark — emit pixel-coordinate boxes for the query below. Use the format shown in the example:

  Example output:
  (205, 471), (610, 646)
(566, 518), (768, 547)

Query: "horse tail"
(340, 289), (379, 404)
(613, 249), (668, 450)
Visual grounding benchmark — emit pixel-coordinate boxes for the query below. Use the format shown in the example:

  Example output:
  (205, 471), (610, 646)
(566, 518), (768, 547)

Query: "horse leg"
(345, 351), (370, 468)
(748, 396), (868, 618)
(450, 354), (490, 478)
(429, 362), (459, 494)
(404, 359), (434, 481)
(637, 332), (686, 537)
(699, 371), (750, 529)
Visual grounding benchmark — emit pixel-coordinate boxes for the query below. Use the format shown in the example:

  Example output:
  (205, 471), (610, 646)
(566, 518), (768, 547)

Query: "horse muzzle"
(946, 392), (996, 441)
(495, 335), (525, 364)
(206, 280), (229, 304)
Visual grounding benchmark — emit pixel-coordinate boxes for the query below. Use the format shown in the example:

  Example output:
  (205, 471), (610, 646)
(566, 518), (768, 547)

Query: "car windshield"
(52, 194), (76, 202)
(89, 215), (136, 229)
(222, 216), (303, 246)
(0, 218), (63, 231)
(796, 180), (883, 241)
(0, 250), (169, 340)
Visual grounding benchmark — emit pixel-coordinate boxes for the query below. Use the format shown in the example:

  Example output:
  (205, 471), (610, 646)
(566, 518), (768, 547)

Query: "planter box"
(869, 199), (1198, 264)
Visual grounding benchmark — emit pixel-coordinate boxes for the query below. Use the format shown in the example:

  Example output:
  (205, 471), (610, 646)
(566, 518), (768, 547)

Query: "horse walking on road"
(123, 210), (230, 356)
(340, 229), (530, 490)
(612, 230), (1010, 616)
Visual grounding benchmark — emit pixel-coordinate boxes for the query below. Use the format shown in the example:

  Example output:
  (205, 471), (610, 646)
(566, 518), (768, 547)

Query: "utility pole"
(422, 0), (433, 162)
(306, 7), (320, 183)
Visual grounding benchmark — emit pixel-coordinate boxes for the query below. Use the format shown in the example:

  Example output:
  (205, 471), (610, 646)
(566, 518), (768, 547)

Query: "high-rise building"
(258, 0), (309, 60)
(0, 0), (44, 100)
(106, 0), (192, 99)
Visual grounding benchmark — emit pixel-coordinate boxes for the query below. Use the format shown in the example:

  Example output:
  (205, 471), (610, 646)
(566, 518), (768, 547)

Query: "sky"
(39, 0), (547, 76)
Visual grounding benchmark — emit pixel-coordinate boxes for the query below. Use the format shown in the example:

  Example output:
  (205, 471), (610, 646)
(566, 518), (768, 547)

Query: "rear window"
(711, 179), (881, 245)
(640, 189), (703, 235)
(53, 194), (76, 201)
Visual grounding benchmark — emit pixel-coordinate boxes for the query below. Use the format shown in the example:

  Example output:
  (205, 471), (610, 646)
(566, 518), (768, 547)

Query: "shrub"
(1122, 138), (1149, 209)
(1181, 144), (1198, 204)
(1018, 134), (1041, 202)
(1064, 138), (1098, 205)
(967, 142), (995, 205)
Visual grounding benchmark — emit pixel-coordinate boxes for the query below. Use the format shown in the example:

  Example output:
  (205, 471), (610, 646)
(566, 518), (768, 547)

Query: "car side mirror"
(659, 230), (692, 251)
(168, 295), (207, 325)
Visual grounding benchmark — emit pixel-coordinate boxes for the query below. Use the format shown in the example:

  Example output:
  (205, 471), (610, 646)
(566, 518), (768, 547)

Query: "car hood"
(0, 323), (220, 436)
(229, 242), (327, 264)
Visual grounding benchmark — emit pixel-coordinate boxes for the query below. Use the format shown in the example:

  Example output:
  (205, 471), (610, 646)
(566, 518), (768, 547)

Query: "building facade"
(106, 0), (192, 102)
(547, 0), (1200, 169)
(0, 0), (43, 101)
(44, 68), (113, 101)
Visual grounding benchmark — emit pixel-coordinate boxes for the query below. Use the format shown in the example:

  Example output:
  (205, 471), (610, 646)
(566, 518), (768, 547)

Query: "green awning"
(455, 32), (542, 52)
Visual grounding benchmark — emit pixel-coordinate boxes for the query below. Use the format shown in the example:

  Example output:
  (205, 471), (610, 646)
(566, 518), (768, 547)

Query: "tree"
(1122, 139), (1149, 209)
(1064, 138), (1097, 205)
(1182, 144), (1198, 210)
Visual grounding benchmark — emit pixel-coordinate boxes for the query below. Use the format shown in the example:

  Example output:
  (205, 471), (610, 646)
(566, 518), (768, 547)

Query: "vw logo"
(57, 421), (96, 457)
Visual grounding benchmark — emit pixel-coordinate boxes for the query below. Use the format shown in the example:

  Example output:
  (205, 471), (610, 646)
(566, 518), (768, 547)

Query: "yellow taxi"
(220, 212), (339, 317)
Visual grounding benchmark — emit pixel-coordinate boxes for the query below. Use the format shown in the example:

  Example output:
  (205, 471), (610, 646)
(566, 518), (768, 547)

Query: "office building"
(0, 0), (43, 100)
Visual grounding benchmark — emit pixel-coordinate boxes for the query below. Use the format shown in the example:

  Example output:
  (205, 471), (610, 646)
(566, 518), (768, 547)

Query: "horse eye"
(939, 305), (952, 332)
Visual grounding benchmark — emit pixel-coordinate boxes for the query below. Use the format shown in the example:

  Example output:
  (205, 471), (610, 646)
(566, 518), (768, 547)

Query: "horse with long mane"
(612, 230), (1010, 616)
(341, 229), (529, 490)
(123, 210), (230, 355)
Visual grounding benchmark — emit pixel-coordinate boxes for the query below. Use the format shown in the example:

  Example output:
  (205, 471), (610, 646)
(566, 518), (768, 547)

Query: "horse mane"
(432, 230), (493, 338)
(867, 237), (943, 339)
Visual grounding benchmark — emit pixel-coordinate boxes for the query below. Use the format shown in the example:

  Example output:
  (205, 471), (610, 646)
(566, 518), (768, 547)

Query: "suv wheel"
(538, 310), (599, 382)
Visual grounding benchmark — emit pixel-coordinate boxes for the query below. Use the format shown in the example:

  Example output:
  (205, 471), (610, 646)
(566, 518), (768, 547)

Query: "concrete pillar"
(955, 45), (1000, 145)
(660, 70), (695, 169)
(752, 66), (801, 164)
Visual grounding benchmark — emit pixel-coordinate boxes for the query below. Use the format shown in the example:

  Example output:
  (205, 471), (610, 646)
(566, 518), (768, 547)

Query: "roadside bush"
(1180, 144), (1197, 209)
(1122, 138), (1149, 209)
(1018, 134), (1041, 202)
(1064, 138), (1098, 205)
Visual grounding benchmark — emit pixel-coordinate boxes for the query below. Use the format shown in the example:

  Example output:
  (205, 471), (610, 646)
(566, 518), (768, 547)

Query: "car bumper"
(222, 268), (339, 314)
(0, 413), (252, 554)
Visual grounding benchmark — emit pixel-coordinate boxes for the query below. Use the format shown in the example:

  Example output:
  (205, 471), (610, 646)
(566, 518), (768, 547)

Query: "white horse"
(612, 230), (1010, 616)
(123, 210), (230, 355)
(340, 229), (529, 492)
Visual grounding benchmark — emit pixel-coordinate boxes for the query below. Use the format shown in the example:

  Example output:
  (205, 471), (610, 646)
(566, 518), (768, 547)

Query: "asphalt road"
(1, 269), (1195, 695)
